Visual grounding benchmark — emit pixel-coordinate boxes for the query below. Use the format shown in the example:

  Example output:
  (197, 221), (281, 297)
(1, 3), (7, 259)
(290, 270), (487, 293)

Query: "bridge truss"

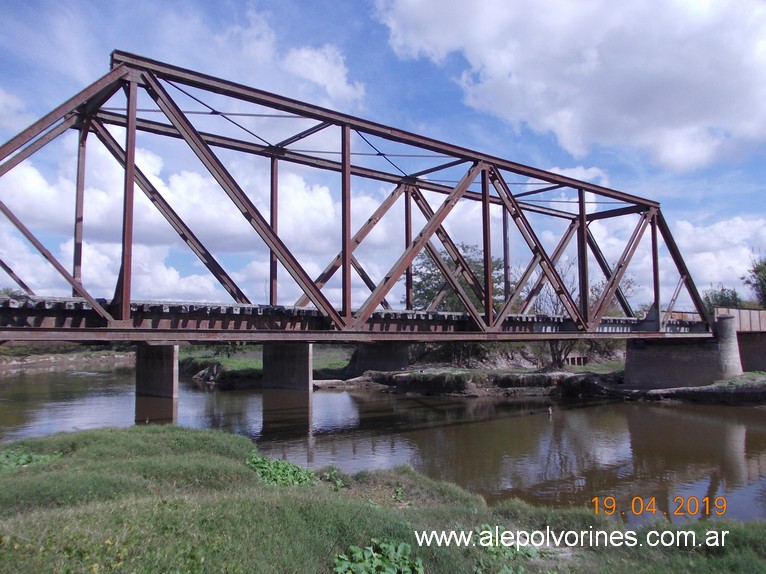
(0, 51), (712, 343)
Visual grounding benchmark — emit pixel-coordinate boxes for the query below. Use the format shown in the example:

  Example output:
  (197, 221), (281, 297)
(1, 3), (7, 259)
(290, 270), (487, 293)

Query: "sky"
(1, 0), (765, 312)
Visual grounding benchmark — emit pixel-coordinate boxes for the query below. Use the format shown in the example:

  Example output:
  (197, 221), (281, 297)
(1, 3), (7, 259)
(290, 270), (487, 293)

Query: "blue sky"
(1, 0), (765, 309)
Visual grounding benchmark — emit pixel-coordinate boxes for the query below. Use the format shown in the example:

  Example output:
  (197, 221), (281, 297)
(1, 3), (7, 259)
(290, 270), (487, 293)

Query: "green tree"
(407, 243), (505, 313)
(702, 284), (742, 316)
(743, 257), (766, 307)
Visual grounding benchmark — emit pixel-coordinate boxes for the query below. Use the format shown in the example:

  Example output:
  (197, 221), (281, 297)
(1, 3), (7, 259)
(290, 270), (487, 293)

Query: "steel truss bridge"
(0, 51), (712, 344)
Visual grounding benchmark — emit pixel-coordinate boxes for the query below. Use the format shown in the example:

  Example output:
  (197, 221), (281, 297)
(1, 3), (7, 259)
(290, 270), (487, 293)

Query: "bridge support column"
(135, 344), (178, 424)
(625, 315), (743, 388)
(345, 343), (414, 377)
(262, 343), (313, 389)
(717, 314), (743, 379)
(135, 344), (179, 398)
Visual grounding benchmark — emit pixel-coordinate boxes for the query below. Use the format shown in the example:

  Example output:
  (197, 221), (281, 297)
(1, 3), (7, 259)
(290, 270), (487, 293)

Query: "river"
(2, 366), (765, 524)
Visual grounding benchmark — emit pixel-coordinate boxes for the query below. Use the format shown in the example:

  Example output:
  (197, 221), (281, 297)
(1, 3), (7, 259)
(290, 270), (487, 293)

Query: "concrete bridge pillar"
(717, 314), (743, 379)
(135, 343), (179, 398)
(262, 343), (313, 389)
(345, 342), (414, 377)
(134, 343), (178, 424)
(625, 315), (744, 389)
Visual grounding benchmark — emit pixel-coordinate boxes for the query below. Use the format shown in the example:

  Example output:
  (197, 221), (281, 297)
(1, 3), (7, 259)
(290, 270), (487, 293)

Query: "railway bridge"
(0, 51), (750, 405)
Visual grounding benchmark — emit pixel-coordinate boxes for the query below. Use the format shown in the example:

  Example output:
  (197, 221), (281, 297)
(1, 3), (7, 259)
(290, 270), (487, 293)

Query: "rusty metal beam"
(352, 162), (485, 327)
(72, 124), (87, 295)
(0, 116), (77, 179)
(0, 258), (34, 296)
(589, 210), (651, 328)
(0, 199), (112, 321)
(295, 184), (404, 307)
(91, 120), (250, 304)
(482, 169), (493, 325)
(275, 121), (332, 148)
(0, 65), (129, 163)
(113, 80), (138, 321)
(270, 156), (279, 306)
(110, 50), (658, 208)
(341, 125), (352, 320)
(577, 188), (589, 324)
(656, 211), (713, 330)
(495, 220), (579, 328)
(490, 168), (586, 329)
(404, 185), (413, 309)
(96, 111), (582, 221)
(141, 72), (345, 328)
(423, 240), (487, 330)
(410, 186), (486, 304)
(586, 229), (634, 318)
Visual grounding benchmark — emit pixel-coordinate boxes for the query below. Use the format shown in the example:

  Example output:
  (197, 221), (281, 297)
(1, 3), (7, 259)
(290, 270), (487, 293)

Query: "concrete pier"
(345, 342), (414, 377)
(135, 344), (178, 424)
(135, 344), (178, 398)
(625, 315), (743, 388)
(262, 343), (313, 389)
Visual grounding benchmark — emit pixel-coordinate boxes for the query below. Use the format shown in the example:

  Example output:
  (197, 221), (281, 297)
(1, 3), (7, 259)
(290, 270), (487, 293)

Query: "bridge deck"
(0, 296), (710, 344)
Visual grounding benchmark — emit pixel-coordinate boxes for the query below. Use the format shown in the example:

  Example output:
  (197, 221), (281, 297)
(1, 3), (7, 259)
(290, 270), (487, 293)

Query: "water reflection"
(2, 368), (766, 523)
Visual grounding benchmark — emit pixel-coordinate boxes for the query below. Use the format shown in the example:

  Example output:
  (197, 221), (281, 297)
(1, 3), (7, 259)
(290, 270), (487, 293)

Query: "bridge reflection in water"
(2, 369), (765, 523)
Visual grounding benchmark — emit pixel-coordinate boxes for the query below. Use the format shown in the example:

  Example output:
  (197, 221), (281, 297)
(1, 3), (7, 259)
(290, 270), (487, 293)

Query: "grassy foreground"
(1, 426), (765, 573)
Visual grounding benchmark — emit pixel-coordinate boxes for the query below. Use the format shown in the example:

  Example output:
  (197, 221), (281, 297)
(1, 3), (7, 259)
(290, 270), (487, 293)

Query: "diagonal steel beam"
(0, 198), (113, 321)
(0, 65), (129, 163)
(351, 255), (391, 310)
(142, 72), (345, 328)
(493, 220), (579, 329)
(423, 240), (487, 330)
(410, 186), (486, 304)
(91, 120), (251, 304)
(0, 258), (35, 296)
(295, 184), (405, 307)
(490, 168), (586, 329)
(656, 211), (713, 330)
(275, 121), (332, 148)
(586, 228), (634, 318)
(352, 162), (485, 327)
(588, 210), (652, 328)
(0, 116), (77, 178)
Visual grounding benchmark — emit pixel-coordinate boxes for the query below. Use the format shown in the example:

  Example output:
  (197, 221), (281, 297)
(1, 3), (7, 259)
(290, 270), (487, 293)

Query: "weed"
(244, 451), (316, 486)
(392, 482), (406, 503)
(321, 467), (349, 491)
(0, 448), (62, 473)
(334, 538), (424, 574)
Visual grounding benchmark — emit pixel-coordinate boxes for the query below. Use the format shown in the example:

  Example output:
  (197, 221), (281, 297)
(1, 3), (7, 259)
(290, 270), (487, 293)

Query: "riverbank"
(1, 426), (764, 573)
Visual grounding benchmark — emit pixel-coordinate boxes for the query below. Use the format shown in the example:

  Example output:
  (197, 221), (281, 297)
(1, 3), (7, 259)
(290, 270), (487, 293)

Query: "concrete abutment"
(625, 315), (743, 389)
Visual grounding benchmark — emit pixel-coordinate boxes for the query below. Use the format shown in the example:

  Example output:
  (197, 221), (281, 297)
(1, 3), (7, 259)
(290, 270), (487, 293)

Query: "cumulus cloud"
(376, 0), (766, 171)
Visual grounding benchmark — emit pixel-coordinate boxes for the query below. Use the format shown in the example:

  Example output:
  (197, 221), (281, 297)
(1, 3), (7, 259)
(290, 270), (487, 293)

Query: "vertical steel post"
(481, 169), (493, 325)
(117, 81), (137, 320)
(502, 207), (510, 299)
(270, 156), (278, 306)
(404, 185), (413, 309)
(577, 188), (589, 325)
(651, 212), (661, 329)
(341, 125), (352, 320)
(72, 125), (88, 296)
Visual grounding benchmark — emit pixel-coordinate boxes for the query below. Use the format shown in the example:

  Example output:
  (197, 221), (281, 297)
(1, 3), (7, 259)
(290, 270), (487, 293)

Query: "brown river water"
(2, 366), (765, 524)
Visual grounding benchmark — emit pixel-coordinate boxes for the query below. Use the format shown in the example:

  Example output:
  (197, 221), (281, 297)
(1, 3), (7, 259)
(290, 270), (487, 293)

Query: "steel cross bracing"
(0, 51), (713, 343)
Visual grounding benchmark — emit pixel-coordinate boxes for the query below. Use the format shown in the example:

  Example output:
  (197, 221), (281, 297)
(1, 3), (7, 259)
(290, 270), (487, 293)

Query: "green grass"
(1, 426), (765, 573)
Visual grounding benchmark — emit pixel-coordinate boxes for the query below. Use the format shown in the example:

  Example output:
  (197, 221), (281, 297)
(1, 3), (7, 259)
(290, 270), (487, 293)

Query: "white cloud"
(283, 45), (365, 105)
(376, 0), (766, 171)
(0, 86), (35, 133)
